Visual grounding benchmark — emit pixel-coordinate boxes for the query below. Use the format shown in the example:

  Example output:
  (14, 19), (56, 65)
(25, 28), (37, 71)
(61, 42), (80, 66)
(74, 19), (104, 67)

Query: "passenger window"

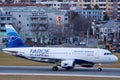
(104, 53), (112, 55)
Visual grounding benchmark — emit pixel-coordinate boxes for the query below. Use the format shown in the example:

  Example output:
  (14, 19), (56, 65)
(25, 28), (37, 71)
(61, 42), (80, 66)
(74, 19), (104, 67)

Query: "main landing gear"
(52, 66), (59, 71)
(98, 63), (102, 71)
(52, 63), (103, 71)
(98, 67), (102, 71)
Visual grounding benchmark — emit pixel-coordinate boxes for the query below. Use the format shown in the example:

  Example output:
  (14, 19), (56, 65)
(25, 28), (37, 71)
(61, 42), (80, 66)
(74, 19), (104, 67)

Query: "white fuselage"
(3, 47), (118, 64)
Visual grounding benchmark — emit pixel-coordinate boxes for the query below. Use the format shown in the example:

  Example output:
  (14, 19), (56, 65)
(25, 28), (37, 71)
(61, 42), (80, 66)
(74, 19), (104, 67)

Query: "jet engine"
(61, 60), (75, 70)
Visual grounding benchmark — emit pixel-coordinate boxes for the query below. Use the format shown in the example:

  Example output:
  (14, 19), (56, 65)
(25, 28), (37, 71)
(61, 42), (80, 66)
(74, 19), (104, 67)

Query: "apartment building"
(0, 5), (68, 43)
(78, 0), (120, 18)
(37, 0), (77, 10)
(0, 9), (13, 49)
(1, 0), (120, 17)
(0, 0), (36, 3)
(38, 0), (120, 19)
(76, 9), (104, 21)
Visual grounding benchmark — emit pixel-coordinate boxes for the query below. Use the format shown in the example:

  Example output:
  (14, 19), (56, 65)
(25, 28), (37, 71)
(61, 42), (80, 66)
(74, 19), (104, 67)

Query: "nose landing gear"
(98, 63), (102, 71)
(98, 67), (102, 71)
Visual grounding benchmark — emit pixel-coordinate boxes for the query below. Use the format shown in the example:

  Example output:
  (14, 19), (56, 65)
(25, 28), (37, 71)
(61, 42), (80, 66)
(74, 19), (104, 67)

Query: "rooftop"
(1, 5), (61, 12)
(0, 3), (46, 7)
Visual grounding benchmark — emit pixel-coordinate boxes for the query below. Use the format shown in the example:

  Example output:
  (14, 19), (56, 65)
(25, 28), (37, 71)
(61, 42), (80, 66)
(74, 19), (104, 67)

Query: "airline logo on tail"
(5, 24), (27, 47)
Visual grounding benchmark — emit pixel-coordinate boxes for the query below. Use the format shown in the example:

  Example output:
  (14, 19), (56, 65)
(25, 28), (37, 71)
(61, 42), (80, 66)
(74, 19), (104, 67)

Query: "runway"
(0, 66), (120, 78)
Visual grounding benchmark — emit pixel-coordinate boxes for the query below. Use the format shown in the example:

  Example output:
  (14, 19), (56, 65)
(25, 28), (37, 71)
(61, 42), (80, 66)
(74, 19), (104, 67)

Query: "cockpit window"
(104, 53), (113, 55)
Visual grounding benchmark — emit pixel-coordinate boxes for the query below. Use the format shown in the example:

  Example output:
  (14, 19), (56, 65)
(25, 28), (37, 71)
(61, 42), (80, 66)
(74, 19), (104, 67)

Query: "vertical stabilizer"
(5, 24), (27, 47)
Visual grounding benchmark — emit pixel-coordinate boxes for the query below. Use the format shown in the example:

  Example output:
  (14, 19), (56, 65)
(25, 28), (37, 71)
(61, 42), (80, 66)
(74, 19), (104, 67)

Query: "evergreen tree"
(104, 12), (109, 20)
(5, 0), (13, 4)
(94, 4), (99, 10)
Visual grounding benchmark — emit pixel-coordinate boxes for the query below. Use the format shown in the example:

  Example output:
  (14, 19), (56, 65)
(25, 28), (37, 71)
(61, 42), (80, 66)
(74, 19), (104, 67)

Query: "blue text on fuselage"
(30, 49), (49, 57)
(30, 49), (49, 54)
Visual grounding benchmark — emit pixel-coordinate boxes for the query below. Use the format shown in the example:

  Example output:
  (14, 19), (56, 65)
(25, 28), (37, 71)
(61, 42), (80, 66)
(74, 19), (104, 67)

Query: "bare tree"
(5, 0), (14, 4)
(68, 12), (92, 36)
(94, 4), (100, 10)
(30, 17), (48, 44)
(12, 19), (22, 35)
(86, 4), (92, 10)
(47, 20), (69, 44)
(48, 22), (63, 38)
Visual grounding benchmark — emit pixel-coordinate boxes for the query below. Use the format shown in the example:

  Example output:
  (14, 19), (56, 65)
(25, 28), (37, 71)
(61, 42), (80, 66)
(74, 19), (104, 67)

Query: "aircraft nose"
(112, 55), (118, 63)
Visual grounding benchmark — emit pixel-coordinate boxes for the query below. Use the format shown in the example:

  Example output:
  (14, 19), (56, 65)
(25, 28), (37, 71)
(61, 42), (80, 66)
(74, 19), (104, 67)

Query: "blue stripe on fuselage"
(75, 59), (94, 64)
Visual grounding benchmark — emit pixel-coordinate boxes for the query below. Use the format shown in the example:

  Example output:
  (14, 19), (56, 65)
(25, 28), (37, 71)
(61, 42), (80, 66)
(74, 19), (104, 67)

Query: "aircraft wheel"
(98, 63), (102, 71)
(52, 66), (58, 71)
(98, 68), (102, 71)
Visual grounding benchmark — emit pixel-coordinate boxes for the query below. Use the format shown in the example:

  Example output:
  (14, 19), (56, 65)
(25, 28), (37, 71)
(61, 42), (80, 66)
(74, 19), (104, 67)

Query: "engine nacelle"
(61, 60), (75, 69)
(81, 64), (94, 67)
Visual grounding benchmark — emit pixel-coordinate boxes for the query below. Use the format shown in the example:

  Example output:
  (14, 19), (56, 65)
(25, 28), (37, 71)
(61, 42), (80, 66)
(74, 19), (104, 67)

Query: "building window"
(89, 12), (91, 14)
(5, 12), (7, 14)
(31, 17), (38, 21)
(7, 17), (10, 20)
(5, 12), (10, 15)
(19, 15), (21, 17)
(49, 18), (52, 20)
(1, 24), (5, 27)
(65, 18), (68, 20)
(41, 17), (47, 20)
(19, 21), (21, 24)
(2, 38), (7, 43)
(84, 0), (90, 2)
(27, 24), (29, 26)
(58, 0), (63, 2)
(1, 17), (5, 20)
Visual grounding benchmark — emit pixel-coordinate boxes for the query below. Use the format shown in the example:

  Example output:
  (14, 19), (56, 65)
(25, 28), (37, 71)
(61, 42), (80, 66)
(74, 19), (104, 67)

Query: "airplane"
(2, 24), (118, 71)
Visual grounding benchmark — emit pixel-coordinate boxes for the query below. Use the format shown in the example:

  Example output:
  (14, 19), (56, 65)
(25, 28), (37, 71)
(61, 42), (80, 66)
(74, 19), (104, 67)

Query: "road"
(0, 66), (120, 78)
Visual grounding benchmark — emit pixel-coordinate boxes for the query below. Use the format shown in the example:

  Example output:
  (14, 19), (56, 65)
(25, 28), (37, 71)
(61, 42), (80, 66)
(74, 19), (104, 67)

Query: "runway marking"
(0, 73), (120, 78)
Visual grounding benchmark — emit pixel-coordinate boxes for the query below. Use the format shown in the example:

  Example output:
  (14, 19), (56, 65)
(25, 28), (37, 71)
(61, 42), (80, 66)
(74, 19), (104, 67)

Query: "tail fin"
(5, 24), (27, 47)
